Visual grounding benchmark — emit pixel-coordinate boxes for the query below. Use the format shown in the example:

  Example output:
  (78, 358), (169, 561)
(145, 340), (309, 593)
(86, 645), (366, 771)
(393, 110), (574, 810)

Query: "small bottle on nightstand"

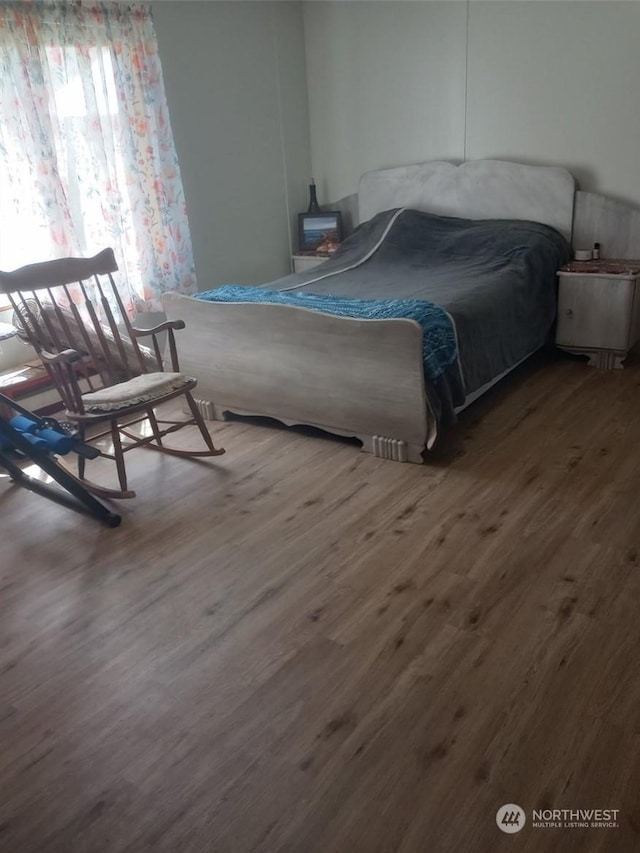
(592, 242), (601, 260)
(307, 179), (321, 214)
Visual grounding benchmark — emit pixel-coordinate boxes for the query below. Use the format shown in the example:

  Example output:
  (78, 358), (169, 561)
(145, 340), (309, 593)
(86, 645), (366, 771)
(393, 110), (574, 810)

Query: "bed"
(163, 159), (576, 463)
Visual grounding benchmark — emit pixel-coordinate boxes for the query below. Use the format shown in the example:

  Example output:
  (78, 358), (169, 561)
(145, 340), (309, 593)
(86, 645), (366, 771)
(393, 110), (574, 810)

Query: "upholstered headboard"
(358, 159), (576, 243)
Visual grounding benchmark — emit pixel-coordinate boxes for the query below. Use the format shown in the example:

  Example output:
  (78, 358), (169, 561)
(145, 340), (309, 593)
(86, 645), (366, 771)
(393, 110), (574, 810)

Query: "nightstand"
(556, 260), (640, 369)
(291, 253), (330, 274)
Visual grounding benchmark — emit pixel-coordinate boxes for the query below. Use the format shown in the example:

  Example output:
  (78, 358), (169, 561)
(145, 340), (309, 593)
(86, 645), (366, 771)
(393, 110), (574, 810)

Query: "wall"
(303, 1), (467, 206)
(304, 1), (640, 210)
(152, 1), (311, 289)
(466, 1), (640, 205)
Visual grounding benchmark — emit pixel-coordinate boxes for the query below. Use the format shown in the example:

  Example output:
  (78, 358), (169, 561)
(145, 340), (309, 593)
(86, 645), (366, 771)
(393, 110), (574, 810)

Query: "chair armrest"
(130, 320), (185, 372)
(40, 347), (83, 365)
(130, 319), (186, 337)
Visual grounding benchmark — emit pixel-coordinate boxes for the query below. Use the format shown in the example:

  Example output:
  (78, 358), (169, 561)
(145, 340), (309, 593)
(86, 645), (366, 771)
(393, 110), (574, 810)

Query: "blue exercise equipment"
(0, 392), (120, 527)
(2, 415), (74, 454)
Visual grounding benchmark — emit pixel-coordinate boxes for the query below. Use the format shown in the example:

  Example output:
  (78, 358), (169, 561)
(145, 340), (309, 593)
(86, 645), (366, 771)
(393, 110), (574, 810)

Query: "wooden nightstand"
(291, 253), (330, 274)
(556, 260), (640, 369)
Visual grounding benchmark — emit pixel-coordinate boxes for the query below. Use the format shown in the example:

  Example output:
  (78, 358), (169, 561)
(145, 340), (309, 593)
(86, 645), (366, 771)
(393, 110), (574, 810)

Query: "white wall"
(304, 1), (467, 206)
(152, 2), (311, 289)
(466, 1), (640, 205)
(304, 1), (640, 210)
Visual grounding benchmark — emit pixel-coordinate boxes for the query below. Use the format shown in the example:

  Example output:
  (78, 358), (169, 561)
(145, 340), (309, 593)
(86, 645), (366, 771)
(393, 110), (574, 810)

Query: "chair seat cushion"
(82, 372), (194, 413)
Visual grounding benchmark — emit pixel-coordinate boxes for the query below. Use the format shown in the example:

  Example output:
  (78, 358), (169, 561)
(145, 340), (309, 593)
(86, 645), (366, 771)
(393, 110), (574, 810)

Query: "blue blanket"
(196, 285), (460, 386)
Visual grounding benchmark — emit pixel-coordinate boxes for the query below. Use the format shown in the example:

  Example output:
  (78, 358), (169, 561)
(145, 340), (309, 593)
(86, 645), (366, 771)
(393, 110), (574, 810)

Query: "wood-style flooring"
(1, 350), (640, 853)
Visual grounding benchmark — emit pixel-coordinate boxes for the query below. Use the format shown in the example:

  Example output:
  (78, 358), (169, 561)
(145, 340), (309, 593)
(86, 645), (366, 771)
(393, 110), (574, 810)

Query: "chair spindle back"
(0, 249), (156, 415)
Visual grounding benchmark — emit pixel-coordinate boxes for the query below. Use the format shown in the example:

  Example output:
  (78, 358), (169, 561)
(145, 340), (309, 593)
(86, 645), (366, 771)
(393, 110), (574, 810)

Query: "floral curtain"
(0, 1), (196, 315)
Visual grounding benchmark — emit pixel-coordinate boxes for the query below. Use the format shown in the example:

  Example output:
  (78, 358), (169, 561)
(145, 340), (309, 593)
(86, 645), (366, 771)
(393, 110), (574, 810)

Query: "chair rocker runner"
(0, 248), (224, 499)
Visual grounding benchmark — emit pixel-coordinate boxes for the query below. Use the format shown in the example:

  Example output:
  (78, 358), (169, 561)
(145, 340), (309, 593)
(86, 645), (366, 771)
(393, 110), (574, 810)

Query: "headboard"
(358, 159), (576, 243)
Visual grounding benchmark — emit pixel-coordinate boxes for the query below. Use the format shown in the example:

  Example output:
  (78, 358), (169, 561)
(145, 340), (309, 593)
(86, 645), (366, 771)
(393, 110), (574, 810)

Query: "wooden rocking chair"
(0, 248), (224, 499)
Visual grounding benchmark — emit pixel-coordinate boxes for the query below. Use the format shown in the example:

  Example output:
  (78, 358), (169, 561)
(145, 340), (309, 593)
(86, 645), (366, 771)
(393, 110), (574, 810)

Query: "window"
(0, 2), (196, 315)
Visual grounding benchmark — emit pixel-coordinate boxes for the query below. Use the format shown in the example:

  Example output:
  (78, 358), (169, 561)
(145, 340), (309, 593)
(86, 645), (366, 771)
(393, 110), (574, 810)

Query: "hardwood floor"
(2, 350), (640, 853)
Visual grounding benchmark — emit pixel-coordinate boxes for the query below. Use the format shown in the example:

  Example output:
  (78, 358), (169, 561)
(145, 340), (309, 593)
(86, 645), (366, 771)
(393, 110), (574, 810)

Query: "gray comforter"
(265, 208), (571, 418)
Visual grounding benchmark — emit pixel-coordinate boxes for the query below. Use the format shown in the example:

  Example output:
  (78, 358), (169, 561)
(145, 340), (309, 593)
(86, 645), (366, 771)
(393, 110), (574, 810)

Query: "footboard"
(162, 292), (435, 462)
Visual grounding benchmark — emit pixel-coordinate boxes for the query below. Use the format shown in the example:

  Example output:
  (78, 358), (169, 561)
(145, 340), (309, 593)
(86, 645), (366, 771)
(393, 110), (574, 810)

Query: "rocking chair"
(0, 248), (224, 499)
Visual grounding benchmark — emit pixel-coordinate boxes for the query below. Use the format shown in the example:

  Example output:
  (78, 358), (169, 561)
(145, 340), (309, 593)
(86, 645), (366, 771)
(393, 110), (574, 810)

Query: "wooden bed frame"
(164, 159), (581, 463)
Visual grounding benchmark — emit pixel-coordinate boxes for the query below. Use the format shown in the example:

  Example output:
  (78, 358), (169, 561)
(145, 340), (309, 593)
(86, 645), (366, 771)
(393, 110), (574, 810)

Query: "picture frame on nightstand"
(297, 211), (343, 253)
